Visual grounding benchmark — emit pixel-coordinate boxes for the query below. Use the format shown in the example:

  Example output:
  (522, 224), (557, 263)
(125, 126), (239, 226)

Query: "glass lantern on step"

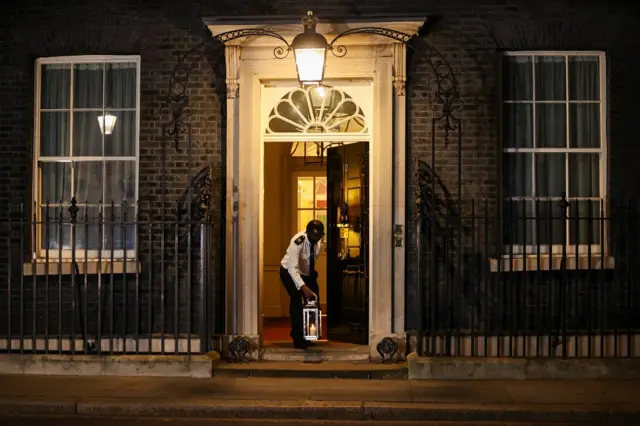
(303, 300), (321, 341)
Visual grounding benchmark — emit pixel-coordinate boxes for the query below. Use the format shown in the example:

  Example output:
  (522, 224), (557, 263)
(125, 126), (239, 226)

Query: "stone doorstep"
(407, 352), (640, 380)
(260, 351), (371, 362)
(213, 360), (408, 379)
(0, 353), (218, 378)
(1, 398), (639, 422)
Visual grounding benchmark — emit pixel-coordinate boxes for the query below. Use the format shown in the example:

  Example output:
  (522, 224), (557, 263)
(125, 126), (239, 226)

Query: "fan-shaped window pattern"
(266, 86), (367, 134)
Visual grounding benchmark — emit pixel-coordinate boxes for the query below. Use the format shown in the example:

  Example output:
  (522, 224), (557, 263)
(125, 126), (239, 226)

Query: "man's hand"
(301, 285), (317, 302)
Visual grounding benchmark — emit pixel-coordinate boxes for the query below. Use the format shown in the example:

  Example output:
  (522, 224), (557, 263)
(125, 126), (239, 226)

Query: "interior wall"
(262, 142), (293, 318)
(262, 144), (328, 318)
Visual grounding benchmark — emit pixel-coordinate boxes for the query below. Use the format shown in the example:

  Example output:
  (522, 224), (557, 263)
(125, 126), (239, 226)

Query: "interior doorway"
(261, 141), (370, 346)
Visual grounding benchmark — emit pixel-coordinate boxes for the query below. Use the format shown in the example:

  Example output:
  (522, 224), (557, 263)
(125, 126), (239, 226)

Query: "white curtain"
(40, 62), (137, 250)
(502, 55), (600, 246)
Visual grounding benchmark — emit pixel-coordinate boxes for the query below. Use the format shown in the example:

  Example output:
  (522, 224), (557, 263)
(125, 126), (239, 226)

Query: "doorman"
(280, 220), (324, 349)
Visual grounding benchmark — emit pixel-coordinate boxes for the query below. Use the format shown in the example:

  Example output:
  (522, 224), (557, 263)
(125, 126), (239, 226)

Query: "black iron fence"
(0, 199), (217, 355)
(413, 196), (640, 358)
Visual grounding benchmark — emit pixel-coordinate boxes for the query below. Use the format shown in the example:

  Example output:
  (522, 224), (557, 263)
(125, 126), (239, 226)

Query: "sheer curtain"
(569, 56), (601, 244)
(502, 54), (601, 247)
(39, 61), (137, 251)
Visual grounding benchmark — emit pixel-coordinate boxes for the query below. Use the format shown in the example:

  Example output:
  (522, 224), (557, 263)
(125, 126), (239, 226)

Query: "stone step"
(213, 360), (407, 379)
(260, 341), (371, 362)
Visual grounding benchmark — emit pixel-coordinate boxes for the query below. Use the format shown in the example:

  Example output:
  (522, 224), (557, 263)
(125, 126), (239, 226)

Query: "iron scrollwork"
(164, 15), (462, 145)
(376, 336), (399, 363)
(163, 30), (292, 148)
(228, 335), (250, 363)
(329, 27), (462, 142)
(198, 166), (214, 221)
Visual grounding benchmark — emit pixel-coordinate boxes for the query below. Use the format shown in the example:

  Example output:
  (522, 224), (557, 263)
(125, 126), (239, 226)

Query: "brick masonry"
(0, 0), (638, 341)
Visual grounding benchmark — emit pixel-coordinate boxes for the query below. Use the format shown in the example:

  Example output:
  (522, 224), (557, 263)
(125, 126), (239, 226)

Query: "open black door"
(326, 142), (369, 344)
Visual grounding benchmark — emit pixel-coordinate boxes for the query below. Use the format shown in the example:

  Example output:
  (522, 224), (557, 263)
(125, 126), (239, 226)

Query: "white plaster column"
(236, 64), (261, 338)
(392, 43), (407, 333)
(224, 45), (241, 335)
(369, 53), (394, 347)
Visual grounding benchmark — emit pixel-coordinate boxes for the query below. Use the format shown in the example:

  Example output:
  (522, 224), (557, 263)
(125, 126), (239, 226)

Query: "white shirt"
(281, 230), (323, 290)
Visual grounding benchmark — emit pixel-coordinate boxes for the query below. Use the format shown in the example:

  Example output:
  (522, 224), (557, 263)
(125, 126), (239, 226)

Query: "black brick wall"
(0, 0), (638, 342)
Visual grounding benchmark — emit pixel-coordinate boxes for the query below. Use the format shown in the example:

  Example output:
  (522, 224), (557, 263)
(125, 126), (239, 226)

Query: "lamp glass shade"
(302, 300), (321, 341)
(293, 47), (326, 84)
(97, 114), (117, 135)
(291, 12), (328, 85)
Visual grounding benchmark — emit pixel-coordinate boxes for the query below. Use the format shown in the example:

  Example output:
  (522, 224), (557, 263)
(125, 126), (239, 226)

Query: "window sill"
(23, 259), (142, 276)
(489, 255), (615, 273)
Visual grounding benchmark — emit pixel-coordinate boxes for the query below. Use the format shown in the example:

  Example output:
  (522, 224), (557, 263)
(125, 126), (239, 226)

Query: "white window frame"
(501, 51), (608, 257)
(33, 55), (141, 261)
(293, 171), (328, 244)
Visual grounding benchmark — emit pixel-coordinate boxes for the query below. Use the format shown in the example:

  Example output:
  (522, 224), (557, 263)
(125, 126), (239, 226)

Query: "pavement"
(0, 375), (640, 424)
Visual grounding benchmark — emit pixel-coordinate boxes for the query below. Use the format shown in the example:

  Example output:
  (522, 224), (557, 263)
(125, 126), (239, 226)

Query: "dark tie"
(309, 242), (315, 275)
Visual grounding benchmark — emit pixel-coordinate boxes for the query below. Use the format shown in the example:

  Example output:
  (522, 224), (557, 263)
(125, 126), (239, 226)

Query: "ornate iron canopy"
(163, 11), (462, 147)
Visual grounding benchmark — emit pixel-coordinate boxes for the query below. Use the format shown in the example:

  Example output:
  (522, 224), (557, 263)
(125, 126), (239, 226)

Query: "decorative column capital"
(392, 43), (407, 97)
(225, 45), (241, 99)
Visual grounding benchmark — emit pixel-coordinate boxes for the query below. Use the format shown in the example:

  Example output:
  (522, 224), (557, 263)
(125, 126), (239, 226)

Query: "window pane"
(536, 104), (566, 148)
(569, 104), (600, 148)
(41, 162), (71, 203)
(297, 177), (314, 208)
(569, 56), (600, 101)
(106, 63), (137, 109)
(40, 206), (70, 250)
(535, 153), (565, 197)
(74, 162), (103, 204)
(104, 110), (136, 156)
(502, 153), (532, 197)
(569, 201), (601, 245)
(502, 56), (532, 101)
(315, 177), (327, 209)
(75, 206), (101, 250)
(40, 112), (70, 156)
(535, 56), (566, 101)
(502, 104), (533, 148)
(105, 161), (136, 204)
(298, 210), (314, 232)
(537, 201), (565, 245)
(569, 153), (600, 198)
(502, 200), (534, 245)
(72, 111), (103, 156)
(73, 63), (104, 109)
(104, 206), (136, 250)
(315, 211), (327, 241)
(41, 64), (70, 109)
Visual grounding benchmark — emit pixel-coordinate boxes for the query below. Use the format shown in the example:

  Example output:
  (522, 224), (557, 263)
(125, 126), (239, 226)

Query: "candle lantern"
(303, 300), (321, 341)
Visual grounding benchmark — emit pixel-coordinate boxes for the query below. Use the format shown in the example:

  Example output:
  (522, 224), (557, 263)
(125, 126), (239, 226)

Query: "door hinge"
(394, 224), (403, 247)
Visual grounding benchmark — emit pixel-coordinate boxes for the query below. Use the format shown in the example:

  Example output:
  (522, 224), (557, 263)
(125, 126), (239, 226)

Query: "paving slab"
(76, 399), (366, 420)
(0, 415), (607, 426)
(504, 380), (610, 404)
(310, 387), (412, 403)
(0, 374), (639, 423)
(409, 381), (515, 404)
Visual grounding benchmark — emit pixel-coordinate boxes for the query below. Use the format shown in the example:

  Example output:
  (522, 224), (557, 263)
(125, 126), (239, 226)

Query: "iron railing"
(0, 200), (217, 355)
(413, 196), (640, 358)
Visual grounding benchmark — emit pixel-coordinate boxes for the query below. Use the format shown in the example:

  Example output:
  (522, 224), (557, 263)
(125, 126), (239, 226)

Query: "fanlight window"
(266, 86), (367, 134)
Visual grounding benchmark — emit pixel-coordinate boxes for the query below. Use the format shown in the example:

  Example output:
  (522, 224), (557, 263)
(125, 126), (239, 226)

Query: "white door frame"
(206, 17), (423, 357)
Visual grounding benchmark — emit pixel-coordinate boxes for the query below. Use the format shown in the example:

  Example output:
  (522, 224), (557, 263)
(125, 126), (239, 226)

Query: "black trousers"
(279, 266), (319, 341)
